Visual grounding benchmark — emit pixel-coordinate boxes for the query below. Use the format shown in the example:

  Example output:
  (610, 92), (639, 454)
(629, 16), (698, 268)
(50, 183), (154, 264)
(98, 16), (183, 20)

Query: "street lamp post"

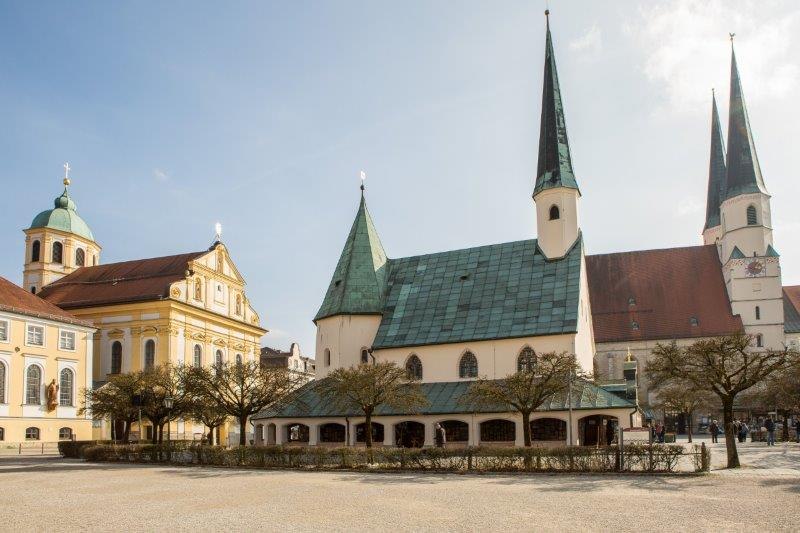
(164, 396), (174, 445)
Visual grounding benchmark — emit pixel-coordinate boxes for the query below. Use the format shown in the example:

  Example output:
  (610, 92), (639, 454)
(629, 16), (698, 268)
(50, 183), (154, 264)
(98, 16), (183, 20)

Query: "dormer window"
(628, 297), (636, 306)
(690, 316), (699, 326)
(631, 321), (640, 331)
(549, 205), (560, 221)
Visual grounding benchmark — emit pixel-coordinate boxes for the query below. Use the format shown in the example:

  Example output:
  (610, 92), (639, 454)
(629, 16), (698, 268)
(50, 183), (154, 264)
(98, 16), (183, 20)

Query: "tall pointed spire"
(724, 40), (768, 200)
(314, 189), (389, 322)
(533, 11), (579, 197)
(704, 90), (727, 231)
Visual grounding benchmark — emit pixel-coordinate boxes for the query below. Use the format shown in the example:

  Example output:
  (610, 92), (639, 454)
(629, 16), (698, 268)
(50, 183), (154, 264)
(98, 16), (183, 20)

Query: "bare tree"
(185, 360), (301, 446)
(138, 365), (187, 444)
(741, 364), (800, 441)
(80, 372), (143, 443)
(317, 362), (428, 450)
(646, 333), (798, 468)
(652, 382), (716, 443)
(461, 351), (581, 447)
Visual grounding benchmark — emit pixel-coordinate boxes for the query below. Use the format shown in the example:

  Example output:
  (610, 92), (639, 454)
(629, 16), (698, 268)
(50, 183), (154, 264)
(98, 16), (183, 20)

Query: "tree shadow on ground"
(758, 478), (800, 494)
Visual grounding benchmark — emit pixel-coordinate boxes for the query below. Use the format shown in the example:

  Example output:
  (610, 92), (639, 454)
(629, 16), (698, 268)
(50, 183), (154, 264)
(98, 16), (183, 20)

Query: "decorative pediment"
(107, 328), (125, 339)
(212, 338), (227, 347)
(141, 326), (158, 335)
(191, 332), (208, 341)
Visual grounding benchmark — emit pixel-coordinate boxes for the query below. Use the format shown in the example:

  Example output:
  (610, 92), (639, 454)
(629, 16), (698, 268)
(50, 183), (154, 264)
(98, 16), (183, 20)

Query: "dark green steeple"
(533, 11), (580, 197)
(704, 91), (727, 231)
(314, 190), (389, 322)
(724, 43), (768, 200)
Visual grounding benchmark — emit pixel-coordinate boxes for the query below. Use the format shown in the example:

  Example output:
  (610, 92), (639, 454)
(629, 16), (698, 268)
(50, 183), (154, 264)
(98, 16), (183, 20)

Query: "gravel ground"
(1, 444), (798, 532)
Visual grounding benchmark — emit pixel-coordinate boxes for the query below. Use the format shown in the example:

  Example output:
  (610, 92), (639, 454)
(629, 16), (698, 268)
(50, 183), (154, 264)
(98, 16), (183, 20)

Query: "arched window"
(517, 347), (537, 373)
(405, 355), (422, 380)
(755, 306), (761, 320)
(746, 205), (758, 225)
(235, 353), (242, 366)
(459, 351), (478, 378)
(52, 241), (63, 264)
(59, 368), (74, 406)
(92, 255), (97, 266)
(0, 361), (5, 403)
(194, 279), (202, 300)
(75, 248), (85, 267)
(360, 348), (370, 364)
(31, 287), (36, 294)
(324, 348), (331, 367)
(111, 341), (122, 374)
(215, 350), (224, 376)
(31, 240), (40, 262)
(549, 205), (560, 221)
(756, 334), (763, 348)
(59, 427), (73, 440)
(235, 294), (242, 315)
(25, 365), (41, 405)
(144, 339), (156, 370)
(193, 345), (202, 367)
(25, 427), (40, 440)
(0, 427), (4, 441)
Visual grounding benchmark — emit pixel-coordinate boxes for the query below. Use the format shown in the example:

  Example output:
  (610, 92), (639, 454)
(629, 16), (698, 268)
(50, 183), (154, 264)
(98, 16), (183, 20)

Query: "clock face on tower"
(745, 260), (764, 277)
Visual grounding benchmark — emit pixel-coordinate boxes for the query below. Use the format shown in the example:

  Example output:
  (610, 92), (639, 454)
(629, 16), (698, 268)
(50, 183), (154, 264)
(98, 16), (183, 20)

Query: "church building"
(16, 173), (266, 444)
(254, 16), (800, 447)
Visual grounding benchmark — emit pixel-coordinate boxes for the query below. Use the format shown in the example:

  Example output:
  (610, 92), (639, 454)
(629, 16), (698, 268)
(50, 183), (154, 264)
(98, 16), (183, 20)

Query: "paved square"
(1, 442), (798, 532)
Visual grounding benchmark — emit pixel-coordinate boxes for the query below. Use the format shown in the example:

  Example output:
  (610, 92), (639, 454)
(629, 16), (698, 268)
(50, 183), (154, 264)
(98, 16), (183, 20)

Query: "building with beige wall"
(254, 17), (641, 448)
(0, 276), (95, 444)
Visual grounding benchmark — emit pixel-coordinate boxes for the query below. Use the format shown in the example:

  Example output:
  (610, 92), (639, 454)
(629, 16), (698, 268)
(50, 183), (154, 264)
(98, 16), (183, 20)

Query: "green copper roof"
(765, 245), (780, 258)
(372, 237), (582, 349)
(29, 187), (95, 241)
(729, 246), (745, 260)
(704, 93), (727, 231)
(533, 15), (580, 197)
(254, 377), (634, 420)
(314, 193), (388, 322)
(783, 291), (800, 334)
(724, 46), (768, 200)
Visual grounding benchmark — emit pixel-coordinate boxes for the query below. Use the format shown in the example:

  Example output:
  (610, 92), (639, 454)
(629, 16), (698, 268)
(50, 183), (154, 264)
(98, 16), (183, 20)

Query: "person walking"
(710, 420), (719, 444)
(434, 422), (446, 448)
(738, 421), (749, 443)
(765, 417), (776, 446)
(795, 418), (800, 444)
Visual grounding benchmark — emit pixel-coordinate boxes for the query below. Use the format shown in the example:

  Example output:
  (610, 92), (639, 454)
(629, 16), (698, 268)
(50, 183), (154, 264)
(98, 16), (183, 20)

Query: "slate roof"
(314, 194), (389, 322)
(724, 46), (768, 200)
(783, 286), (800, 334)
(0, 276), (91, 327)
(253, 377), (634, 420)
(704, 93), (727, 231)
(533, 14), (580, 196)
(586, 245), (743, 343)
(371, 238), (582, 350)
(38, 251), (206, 309)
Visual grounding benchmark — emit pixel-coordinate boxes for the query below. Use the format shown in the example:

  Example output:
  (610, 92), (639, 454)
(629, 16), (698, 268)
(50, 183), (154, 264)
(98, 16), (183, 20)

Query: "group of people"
(651, 423), (667, 443)
(709, 417), (783, 445)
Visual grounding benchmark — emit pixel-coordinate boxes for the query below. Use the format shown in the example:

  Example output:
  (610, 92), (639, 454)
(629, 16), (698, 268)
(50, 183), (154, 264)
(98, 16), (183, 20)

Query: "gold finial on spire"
(62, 162), (71, 187)
(359, 170), (366, 192)
(729, 32), (736, 43)
(626, 347), (633, 362)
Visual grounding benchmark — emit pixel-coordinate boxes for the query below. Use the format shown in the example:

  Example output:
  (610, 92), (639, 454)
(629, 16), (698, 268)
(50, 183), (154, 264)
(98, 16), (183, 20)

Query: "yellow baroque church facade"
(9, 175), (266, 444)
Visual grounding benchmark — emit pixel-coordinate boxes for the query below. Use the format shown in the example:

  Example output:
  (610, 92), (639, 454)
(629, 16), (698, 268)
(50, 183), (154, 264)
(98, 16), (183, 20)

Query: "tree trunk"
(522, 411), (532, 447)
(239, 416), (247, 446)
(123, 420), (131, 444)
(687, 411), (693, 444)
(782, 415), (789, 442)
(364, 411), (373, 448)
(722, 397), (739, 468)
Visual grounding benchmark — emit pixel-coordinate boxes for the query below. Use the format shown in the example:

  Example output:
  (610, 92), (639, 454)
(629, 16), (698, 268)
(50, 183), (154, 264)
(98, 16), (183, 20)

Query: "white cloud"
(569, 24), (602, 55)
(676, 196), (704, 217)
(625, 0), (800, 115)
(153, 168), (170, 181)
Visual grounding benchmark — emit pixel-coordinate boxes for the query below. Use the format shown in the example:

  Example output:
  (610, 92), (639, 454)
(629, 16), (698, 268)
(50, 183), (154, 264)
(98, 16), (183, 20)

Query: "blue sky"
(2, 1), (799, 355)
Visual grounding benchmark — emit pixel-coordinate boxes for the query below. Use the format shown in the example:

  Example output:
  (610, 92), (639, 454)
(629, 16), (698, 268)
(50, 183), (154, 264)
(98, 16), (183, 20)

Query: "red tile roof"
(586, 245), (742, 343)
(38, 251), (206, 309)
(783, 286), (800, 333)
(0, 276), (91, 327)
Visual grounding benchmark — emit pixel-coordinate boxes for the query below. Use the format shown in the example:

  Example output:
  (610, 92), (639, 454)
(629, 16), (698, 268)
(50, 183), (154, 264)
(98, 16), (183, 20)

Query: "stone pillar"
(570, 417), (581, 446)
(384, 423), (395, 447)
(472, 419), (482, 446)
(275, 424), (285, 445)
(514, 417), (525, 447)
(424, 420), (434, 447)
(308, 423), (318, 446)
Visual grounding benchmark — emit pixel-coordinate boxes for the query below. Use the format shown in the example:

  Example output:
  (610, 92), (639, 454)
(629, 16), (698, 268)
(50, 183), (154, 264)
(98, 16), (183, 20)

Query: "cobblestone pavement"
(1, 445), (798, 532)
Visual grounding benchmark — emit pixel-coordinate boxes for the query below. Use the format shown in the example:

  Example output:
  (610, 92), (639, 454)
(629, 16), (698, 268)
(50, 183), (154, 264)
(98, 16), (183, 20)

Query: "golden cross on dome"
(63, 162), (71, 186)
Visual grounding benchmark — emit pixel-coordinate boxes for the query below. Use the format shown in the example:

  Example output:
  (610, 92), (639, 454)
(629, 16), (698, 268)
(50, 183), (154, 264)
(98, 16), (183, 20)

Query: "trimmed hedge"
(69, 442), (708, 473)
